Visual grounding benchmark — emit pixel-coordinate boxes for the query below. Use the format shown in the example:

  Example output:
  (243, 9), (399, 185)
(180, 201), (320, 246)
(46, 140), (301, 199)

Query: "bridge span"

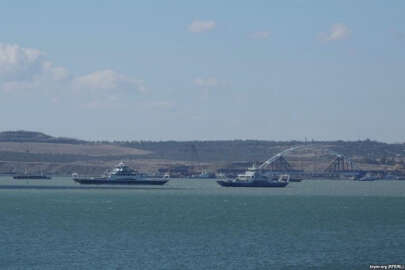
(257, 144), (363, 178)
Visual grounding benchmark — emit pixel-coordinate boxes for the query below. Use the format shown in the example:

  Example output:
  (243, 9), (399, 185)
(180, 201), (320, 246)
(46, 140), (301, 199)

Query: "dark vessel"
(217, 166), (289, 188)
(73, 162), (169, 185)
(13, 169), (51, 180)
(13, 175), (52, 180)
(289, 176), (303, 182)
(0, 171), (16, 176)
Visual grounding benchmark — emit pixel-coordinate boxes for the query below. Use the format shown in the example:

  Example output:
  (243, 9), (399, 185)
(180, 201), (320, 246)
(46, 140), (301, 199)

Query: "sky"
(0, 0), (404, 142)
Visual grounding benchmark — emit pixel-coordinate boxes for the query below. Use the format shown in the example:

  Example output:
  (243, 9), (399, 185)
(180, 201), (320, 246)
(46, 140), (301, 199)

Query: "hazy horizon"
(1, 1), (404, 142)
(1, 129), (403, 144)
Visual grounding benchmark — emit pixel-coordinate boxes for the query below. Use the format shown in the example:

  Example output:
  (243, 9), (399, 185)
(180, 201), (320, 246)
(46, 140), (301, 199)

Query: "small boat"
(355, 173), (378, 181)
(289, 176), (303, 182)
(72, 162), (169, 185)
(383, 174), (400, 180)
(272, 175), (303, 182)
(13, 169), (51, 180)
(13, 175), (51, 180)
(217, 166), (289, 188)
(0, 171), (16, 176)
(191, 169), (216, 179)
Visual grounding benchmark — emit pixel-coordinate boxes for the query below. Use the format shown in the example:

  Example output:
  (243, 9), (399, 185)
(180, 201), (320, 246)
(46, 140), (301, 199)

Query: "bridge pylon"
(324, 155), (353, 173)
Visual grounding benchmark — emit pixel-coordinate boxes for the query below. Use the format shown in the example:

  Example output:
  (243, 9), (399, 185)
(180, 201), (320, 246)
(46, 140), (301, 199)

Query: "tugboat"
(217, 166), (289, 188)
(72, 162), (169, 185)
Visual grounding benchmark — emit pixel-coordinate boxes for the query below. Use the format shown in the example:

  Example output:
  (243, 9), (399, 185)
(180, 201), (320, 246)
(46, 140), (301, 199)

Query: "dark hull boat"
(217, 180), (288, 187)
(289, 177), (303, 182)
(13, 175), (51, 180)
(73, 178), (168, 185)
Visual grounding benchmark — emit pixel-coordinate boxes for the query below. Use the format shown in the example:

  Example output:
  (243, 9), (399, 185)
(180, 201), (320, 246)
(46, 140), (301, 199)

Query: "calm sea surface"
(0, 177), (404, 270)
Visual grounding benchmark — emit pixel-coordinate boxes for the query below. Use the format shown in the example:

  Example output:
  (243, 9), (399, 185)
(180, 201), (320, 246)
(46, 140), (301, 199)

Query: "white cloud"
(0, 43), (71, 92)
(188, 20), (216, 33)
(194, 77), (218, 87)
(0, 42), (145, 103)
(250, 31), (271, 40)
(319, 23), (351, 42)
(73, 70), (145, 92)
(0, 43), (43, 81)
(1, 80), (36, 92)
(42, 61), (69, 81)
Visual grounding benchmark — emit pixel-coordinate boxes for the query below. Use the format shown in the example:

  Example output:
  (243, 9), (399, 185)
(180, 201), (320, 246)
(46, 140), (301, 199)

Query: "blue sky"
(0, 1), (404, 142)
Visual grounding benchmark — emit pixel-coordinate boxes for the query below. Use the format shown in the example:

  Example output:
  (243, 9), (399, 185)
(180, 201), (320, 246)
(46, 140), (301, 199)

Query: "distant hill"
(0, 130), (404, 175)
(0, 131), (152, 175)
(0, 130), (86, 144)
(1, 131), (404, 163)
(0, 130), (150, 163)
(117, 139), (405, 163)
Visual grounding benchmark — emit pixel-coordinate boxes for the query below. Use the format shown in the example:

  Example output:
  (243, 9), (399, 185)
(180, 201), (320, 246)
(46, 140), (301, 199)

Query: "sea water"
(0, 177), (404, 270)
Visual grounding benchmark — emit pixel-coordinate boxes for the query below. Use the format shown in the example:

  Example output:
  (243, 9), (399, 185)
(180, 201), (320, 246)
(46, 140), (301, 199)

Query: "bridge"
(257, 145), (361, 178)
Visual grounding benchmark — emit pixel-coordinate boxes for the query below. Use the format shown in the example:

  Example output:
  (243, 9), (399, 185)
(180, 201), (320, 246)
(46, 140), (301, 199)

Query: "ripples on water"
(0, 177), (404, 270)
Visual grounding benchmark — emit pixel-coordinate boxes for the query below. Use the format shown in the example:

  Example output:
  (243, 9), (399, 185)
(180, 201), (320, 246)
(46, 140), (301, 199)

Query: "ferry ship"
(73, 162), (169, 185)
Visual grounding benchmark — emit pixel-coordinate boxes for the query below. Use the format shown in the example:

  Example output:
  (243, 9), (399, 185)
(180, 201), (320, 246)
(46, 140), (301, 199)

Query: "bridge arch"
(257, 144), (357, 174)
